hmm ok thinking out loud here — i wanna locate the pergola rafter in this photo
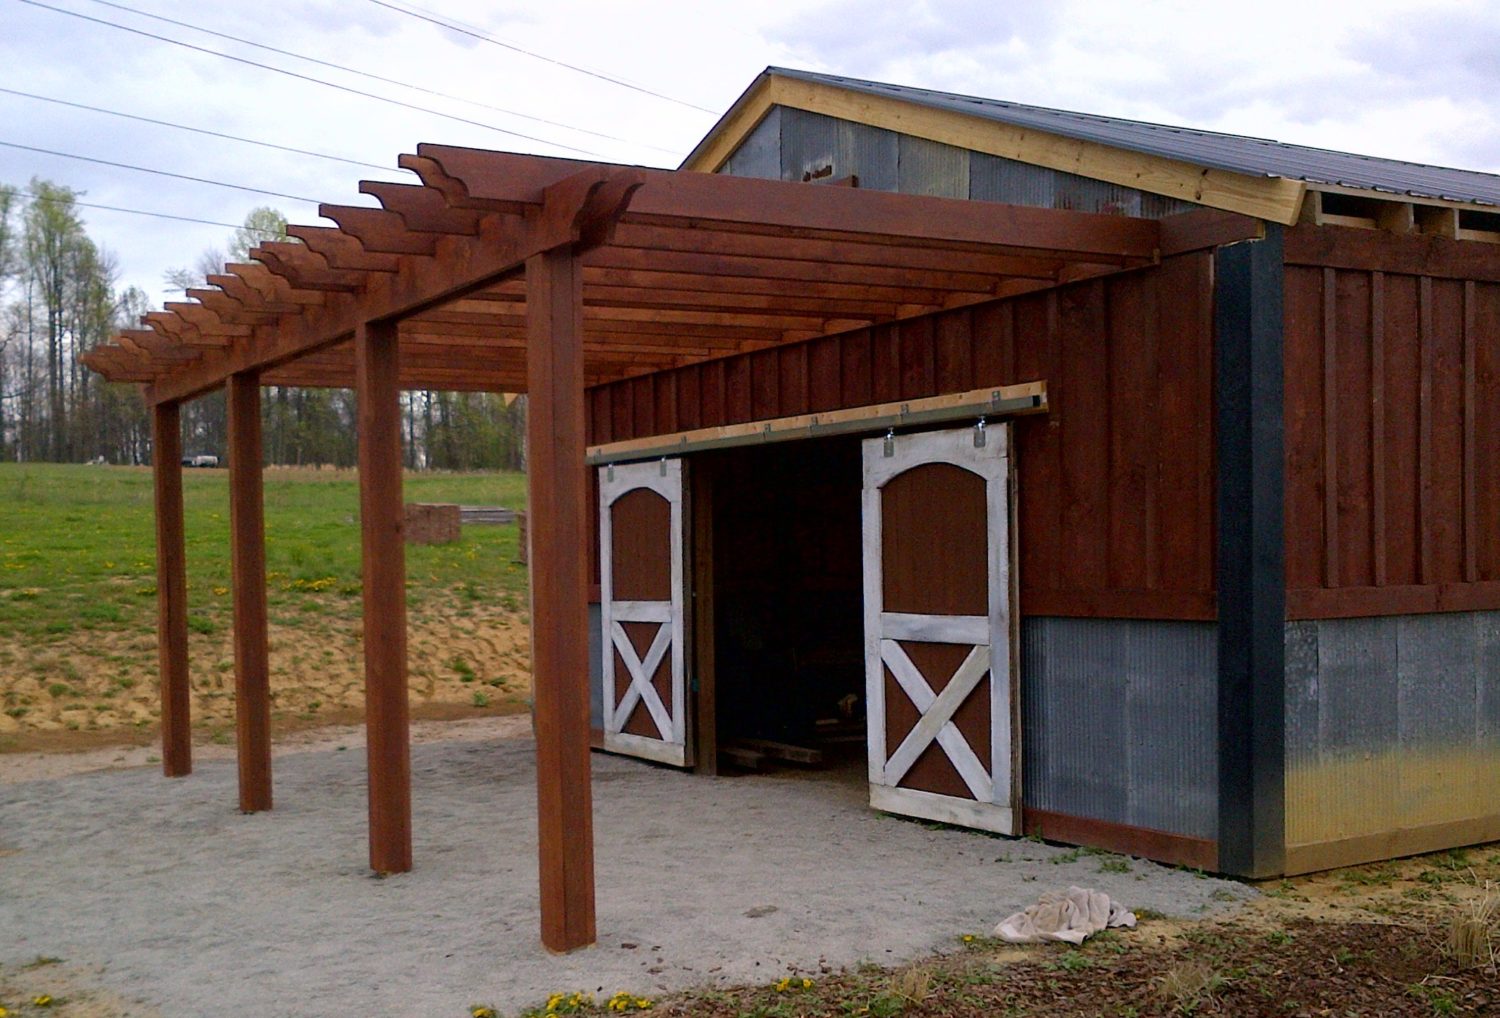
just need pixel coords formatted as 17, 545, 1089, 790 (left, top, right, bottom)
85, 146, 1163, 404
79, 144, 1185, 955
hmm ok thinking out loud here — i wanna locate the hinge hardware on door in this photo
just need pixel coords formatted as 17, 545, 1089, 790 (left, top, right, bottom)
974, 417, 987, 448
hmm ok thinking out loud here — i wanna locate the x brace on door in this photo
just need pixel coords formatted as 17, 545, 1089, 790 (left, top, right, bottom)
608, 609, 674, 739
881, 638, 993, 800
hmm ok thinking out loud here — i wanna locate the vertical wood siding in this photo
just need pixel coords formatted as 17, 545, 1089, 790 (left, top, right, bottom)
588, 253, 1218, 621
1283, 225, 1500, 618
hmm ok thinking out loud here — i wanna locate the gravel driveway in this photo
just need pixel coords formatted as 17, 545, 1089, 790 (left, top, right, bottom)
0, 729, 1254, 1016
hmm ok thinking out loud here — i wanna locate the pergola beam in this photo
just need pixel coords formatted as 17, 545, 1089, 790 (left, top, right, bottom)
145, 167, 647, 405
417, 144, 1159, 260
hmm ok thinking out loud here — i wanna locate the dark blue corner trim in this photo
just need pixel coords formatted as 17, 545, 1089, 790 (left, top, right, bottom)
1214, 225, 1287, 878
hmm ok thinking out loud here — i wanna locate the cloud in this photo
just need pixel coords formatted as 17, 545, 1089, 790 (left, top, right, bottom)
769, 0, 1063, 77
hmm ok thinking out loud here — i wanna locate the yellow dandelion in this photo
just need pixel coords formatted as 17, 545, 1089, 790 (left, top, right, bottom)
471, 1008, 496, 1018
801, 978, 812, 989
0, 1005, 10, 1017
774, 977, 790, 992
33, 997, 53, 1008
636, 999, 651, 1009
962, 934, 976, 943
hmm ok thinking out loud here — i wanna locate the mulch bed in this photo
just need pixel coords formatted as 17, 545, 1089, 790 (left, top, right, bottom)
650, 917, 1496, 1017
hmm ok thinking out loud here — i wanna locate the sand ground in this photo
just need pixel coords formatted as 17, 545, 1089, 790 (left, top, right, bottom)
0, 596, 531, 745
0, 729, 1256, 1018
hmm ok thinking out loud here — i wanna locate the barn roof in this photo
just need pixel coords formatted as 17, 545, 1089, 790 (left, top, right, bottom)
684, 68, 1500, 224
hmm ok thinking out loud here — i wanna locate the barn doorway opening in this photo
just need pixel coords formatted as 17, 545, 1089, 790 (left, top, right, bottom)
703, 435, 866, 773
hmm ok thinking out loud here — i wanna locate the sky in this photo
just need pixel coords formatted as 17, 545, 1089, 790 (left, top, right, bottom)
1, 0, 1498, 309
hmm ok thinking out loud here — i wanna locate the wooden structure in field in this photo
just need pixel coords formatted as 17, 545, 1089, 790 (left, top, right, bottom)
83, 68, 1500, 947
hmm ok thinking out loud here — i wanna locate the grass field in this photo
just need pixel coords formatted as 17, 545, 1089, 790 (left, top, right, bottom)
0, 463, 534, 746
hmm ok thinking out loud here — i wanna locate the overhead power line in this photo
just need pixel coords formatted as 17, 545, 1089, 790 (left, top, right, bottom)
17, 187, 277, 234
0, 139, 322, 204
75, 0, 675, 154
366, 0, 718, 115
14, 0, 602, 157
0, 87, 405, 174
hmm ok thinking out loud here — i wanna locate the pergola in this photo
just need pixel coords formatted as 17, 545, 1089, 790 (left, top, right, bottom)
83, 145, 1166, 952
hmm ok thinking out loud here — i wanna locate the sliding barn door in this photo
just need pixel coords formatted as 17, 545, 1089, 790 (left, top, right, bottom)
599, 459, 691, 767
862, 426, 1018, 834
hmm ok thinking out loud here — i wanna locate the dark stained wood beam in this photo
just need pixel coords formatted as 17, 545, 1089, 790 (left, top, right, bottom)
358, 180, 485, 235
526, 246, 596, 952
355, 319, 412, 875
582, 246, 1007, 294
319, 204, 441, 254
147, 167, 648, 406
227, 372, 273, 813
285, 227, 402, 273
219, 264, 326, 307
152, 402, 192, 778
610, 221, 1068, 278
253, 242, 367, 292
578, 266, 966, 308
417, 144, 1160, 260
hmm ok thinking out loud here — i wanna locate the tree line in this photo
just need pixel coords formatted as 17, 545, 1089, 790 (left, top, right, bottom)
0, 181, 525, 471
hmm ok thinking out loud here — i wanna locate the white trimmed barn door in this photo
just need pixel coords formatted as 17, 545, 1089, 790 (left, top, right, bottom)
862, 426, 1019, 834
599, 459, 691, 767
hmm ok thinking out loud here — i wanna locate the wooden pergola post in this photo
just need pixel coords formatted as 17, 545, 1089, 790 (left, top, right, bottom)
355, 319, 412, 874
151, 401, 192, 777
227, 372, 272, 812
526, 246, 596, 952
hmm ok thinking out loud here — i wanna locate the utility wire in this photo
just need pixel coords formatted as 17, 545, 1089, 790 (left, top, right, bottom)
366, 0, 717, 115
16, 187, 278, 234
14, 0, 602, 157
0, 139, 322, 204
75, 0, 675, 154
0, 87, 406, 175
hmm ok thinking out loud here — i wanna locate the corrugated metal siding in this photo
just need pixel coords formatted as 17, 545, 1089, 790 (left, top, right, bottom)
898, 135, 968, 198
1284, 611, 1500, 849
840, 120, 899, 192
589, 602, 603, 732
1482, 614, 1500, 743
722, 106, 781, 179
778, 105, 839, 183
1022, 617, 1219, 840
725, 107, 1194, 218
969, 152, 1197, 217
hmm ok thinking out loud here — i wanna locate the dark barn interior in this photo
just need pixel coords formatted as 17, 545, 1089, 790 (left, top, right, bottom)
706, 437, 866, 758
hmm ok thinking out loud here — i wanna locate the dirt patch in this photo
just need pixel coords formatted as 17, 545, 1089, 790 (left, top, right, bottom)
0, 594, 531, 746
0, 713, 532, 784
0, 957, 161, 1018
626, 845, 1500, 1018
642, 914, 1495, 1017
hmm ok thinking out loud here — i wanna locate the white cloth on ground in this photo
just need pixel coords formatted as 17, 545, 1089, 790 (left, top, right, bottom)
994, 886, 1137, 945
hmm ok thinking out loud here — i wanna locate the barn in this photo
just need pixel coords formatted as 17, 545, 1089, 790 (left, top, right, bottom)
82, 67, 1500, 951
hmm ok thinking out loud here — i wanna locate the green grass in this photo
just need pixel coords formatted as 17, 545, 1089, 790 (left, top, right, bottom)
0, 463, 531, 647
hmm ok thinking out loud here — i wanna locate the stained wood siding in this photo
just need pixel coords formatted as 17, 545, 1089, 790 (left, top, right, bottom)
587, 253, 1218, 621
1283, 225, 1500, 619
